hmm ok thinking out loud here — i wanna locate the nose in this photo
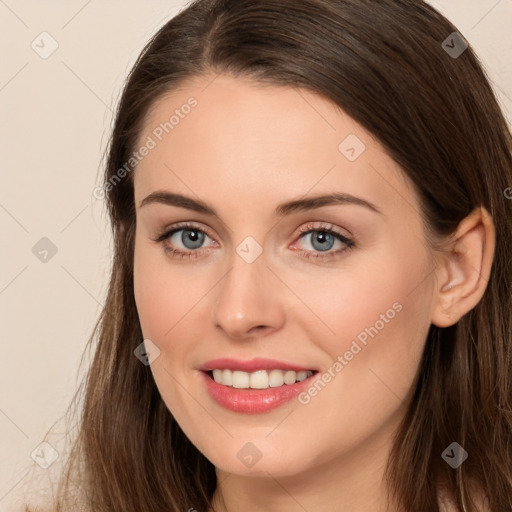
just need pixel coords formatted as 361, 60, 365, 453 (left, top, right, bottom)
211, 250, 285, 340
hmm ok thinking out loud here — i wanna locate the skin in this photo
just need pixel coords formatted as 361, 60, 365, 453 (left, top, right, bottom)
132, 73, 495, 512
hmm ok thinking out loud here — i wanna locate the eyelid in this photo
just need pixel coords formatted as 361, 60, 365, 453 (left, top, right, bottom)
295, 221, 351, 238
153, 221, 216, 244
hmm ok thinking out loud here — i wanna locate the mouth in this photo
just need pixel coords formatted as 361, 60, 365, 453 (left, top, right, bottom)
204, 368, 319, 390
201, 367, 320, 414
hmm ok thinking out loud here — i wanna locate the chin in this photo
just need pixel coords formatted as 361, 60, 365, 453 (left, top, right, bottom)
203, 441, 317, 479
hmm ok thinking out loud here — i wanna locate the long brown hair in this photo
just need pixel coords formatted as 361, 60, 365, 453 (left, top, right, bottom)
24, 1, 512, 511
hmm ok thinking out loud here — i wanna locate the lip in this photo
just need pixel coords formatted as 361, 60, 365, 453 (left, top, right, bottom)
199, 357, 318, 373
200, 370, 319, 414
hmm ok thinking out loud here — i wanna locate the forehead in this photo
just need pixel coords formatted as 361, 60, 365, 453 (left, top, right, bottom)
133, 73, 417, 220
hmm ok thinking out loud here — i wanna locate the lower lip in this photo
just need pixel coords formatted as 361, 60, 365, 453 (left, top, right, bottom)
200, 371, 317, 414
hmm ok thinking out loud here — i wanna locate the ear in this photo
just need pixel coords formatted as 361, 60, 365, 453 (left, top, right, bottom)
430, 206, 496, 328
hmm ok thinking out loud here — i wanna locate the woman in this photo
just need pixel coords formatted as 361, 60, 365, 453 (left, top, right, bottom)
24, 0, 512, 511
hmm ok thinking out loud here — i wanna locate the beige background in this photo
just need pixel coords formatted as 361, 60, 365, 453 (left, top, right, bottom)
0, 0, 511, 509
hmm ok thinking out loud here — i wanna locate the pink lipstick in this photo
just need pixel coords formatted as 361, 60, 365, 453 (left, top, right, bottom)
198, 358, 319, 414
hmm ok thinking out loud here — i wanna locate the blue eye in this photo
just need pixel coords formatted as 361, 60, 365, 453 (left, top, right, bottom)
171, 227, 207, 250
294, 223, 355, 260
154, 222, 355, 261
154, 223, 214, 260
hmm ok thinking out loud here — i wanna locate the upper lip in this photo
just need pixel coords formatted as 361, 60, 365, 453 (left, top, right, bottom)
199, 357, 318, 373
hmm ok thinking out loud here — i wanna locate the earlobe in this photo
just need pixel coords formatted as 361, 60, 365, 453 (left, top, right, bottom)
431, 207, 495, 328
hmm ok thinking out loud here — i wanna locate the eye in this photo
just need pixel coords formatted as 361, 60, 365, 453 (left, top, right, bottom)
292, 222, 355, 260
153, 221, 355, 261
153, 222, 216, 260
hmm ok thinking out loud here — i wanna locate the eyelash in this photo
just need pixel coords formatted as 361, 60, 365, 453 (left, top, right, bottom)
153, 222, 356, 261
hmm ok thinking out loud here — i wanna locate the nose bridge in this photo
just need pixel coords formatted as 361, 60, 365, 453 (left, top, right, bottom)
212, 243, 284, 337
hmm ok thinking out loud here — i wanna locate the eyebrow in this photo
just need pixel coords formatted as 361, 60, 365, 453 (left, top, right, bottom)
139, 190, 382, 216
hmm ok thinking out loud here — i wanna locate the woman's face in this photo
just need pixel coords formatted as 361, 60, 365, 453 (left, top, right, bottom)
132, 73, 439, 479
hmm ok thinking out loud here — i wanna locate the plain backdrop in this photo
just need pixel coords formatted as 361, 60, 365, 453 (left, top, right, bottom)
0, 0, 511, 509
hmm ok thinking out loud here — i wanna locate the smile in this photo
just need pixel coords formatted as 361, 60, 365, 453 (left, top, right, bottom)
200, 368, 319, 414
209, 368, 315, 389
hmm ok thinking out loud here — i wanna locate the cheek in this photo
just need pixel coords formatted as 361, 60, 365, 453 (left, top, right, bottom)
291, 247, 431, 349
359, 262, 431, 387
285, 253, 432, 457
133, 237, 213, 349
133, 239, 202, 416
133, 238, 184, 342
295, 243, 433, 399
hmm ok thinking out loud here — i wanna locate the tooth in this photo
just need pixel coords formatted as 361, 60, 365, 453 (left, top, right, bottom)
249, 370, 269, 389
232, 370, 250, 388
268, 369, 284, 387
222, 369, 233, 386
296, 370, 309, 382
283, 370, 297, 385
211, 368, 314, 388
